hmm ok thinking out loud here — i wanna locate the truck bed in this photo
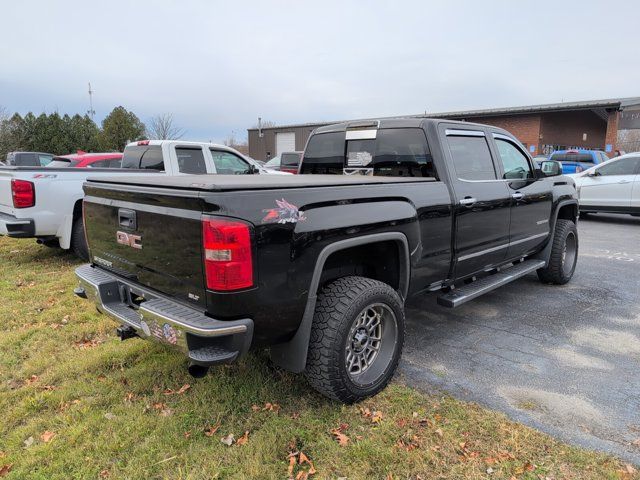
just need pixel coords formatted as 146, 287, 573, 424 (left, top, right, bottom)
86, 173, 437, 192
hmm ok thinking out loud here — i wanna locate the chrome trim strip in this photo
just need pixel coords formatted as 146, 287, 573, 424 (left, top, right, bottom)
445, 129, 485, 137
458, 232, 549, 261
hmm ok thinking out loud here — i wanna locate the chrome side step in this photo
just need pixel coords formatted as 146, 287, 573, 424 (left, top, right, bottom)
437, 259, 545, 308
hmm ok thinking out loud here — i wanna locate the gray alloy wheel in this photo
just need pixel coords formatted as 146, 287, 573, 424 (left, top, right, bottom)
345, 303, 398, 387
305, 276, 405, 403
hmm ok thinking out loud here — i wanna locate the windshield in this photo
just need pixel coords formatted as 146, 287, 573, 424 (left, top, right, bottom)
265, 156, 280, 167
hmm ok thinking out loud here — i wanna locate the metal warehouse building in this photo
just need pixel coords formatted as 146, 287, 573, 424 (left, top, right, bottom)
248, 97, 640, 161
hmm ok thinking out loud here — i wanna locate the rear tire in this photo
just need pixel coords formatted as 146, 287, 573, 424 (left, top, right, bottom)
71, 217, 89, 261
537, 219, 578, 285
305, 276, 405, 403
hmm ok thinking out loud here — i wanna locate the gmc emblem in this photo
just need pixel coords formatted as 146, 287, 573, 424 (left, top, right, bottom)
116, 231, 142, 249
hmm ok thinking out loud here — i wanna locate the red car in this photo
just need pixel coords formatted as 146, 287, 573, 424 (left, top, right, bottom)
46, 150, 123, 168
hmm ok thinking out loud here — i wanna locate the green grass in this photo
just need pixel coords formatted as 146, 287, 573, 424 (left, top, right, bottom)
0, 237, 635, 479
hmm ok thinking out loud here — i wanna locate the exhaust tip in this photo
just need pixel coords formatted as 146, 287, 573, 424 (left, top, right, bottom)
188, 363, 209, 378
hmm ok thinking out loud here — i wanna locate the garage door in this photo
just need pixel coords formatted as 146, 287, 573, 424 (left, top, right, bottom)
276, 132, 296, 155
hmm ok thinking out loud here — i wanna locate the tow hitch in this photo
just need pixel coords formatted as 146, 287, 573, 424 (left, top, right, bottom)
116, 325, 138, 341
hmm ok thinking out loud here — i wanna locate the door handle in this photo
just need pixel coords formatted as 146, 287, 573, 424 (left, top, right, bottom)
618, 180, 631, 184
511, 192, 524, 201
459, 197, 477, 207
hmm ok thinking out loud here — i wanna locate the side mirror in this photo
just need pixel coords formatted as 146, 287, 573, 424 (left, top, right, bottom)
587, 170, 600, 177
539, 160, 562, 177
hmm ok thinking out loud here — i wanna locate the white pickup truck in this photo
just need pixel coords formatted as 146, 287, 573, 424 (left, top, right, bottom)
0, 140, 285, 259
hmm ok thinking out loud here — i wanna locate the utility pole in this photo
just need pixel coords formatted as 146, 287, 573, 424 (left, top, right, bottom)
87, 82, 95, 120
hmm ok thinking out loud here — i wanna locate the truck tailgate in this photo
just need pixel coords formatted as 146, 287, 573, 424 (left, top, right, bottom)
83, 183, 207, 308
0, 171, 16, 213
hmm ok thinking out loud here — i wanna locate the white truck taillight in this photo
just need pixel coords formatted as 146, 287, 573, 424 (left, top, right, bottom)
11, 179, 35, 208
202, 216, 254, 291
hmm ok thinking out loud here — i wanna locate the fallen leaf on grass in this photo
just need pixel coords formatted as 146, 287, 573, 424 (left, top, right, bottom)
371, 410, 383, 424
40, 431, 56, 443
184, 431, 191, 439
288, 455, 296, 478
220, 434, 234, 446
330, 428, 350, 446
236, 431, 249, 446
41, 385, 56, 391
99, 470, 110, 478
434, 428, 443, 438
263, 402, 281, 413
23, 437, 34, 448
104, 413, 116, 421
74, 338, 102, 349
204, 424, 221, 437
163, 384, 191, 396
124, 392, 135, 402
25, 375, 38, 385
251, 404, 261, 412
0, 464, 13, 477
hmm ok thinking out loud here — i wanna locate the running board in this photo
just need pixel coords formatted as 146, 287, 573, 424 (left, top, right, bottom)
437, 259, 545, 308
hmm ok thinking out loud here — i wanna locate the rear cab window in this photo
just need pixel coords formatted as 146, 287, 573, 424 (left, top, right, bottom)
550, 152, 595, 164
301, 128, 437, 178
446, 132, 496, 181
281, 152, 301, 168
122, 145, 165, 171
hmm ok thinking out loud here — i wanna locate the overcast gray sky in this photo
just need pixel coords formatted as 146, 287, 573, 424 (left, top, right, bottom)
1, 0, 638, 143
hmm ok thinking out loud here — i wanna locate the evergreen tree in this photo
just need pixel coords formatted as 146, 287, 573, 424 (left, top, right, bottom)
99, 106, 146, 151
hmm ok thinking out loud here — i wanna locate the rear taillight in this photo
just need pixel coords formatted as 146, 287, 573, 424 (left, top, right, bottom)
202, 216, 254, 291
11, 179, 35, 208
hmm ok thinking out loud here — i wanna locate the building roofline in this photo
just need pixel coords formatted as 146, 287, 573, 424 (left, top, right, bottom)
247, 96, 640, 131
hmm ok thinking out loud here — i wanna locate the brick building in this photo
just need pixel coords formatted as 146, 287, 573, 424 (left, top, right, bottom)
248, 97, 640, 161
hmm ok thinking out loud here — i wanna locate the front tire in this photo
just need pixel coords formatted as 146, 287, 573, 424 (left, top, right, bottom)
305, 276, 405, 403
537, 219, 578, 284
71, 217, 89, 261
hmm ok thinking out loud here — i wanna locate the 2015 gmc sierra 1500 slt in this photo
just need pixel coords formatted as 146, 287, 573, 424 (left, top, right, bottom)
74, 118, 577, 403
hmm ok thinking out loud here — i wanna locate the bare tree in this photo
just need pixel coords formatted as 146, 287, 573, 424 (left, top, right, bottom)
147, 113, 185, 140
223, 131, 249, 155
618, 129, 640, 153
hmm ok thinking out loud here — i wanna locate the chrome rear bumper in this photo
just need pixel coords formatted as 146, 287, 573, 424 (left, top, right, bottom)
74, 264, 253, 366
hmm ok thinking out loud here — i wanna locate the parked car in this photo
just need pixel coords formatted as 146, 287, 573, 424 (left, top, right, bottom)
0, 141, 285, 260
5, 151, 55, 167
74, 118, 578, 403
264, 151, 302, 173
46, 151, 123, 168
570, 152, 640, 216
122, 140, 288, 175
548, 149, 609, 174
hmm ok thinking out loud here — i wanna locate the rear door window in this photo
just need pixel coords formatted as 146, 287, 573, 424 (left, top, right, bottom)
38, 154, 53, 166
447, 134, 496, 181
176, 147, 207, 174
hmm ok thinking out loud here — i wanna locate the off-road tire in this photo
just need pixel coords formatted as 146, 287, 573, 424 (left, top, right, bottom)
537, 219, 578, 285
305, 276, 405, 403
71, 217, 89, 261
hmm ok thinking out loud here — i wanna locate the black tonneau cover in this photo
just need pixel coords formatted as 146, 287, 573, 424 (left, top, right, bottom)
85, 174, 436, 192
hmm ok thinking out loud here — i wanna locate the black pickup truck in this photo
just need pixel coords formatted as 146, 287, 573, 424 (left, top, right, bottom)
74, 118, 578, 403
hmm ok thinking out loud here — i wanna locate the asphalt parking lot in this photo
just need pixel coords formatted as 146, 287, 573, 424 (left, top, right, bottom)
400, 213, 640, 463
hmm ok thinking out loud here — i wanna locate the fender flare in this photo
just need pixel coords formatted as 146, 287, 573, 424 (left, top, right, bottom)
270, 232, 410, 373
534, 199, 578, 266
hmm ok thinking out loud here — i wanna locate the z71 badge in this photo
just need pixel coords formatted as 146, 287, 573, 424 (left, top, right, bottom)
262, 198, 306, 224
